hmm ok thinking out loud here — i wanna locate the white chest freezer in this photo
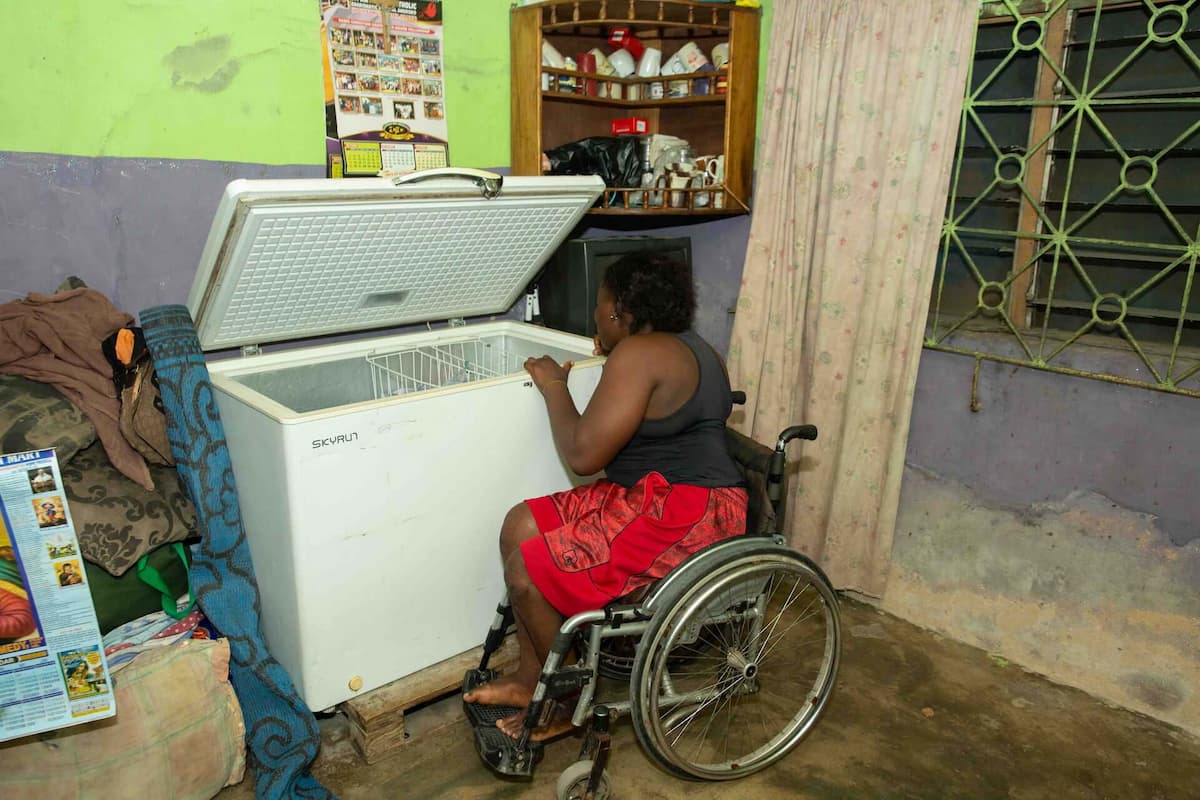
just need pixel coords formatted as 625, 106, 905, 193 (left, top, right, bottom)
185, 170, 606, 710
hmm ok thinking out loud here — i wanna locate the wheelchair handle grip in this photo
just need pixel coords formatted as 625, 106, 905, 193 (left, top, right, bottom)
776, 425, 818, 449
766, 424, 817, 508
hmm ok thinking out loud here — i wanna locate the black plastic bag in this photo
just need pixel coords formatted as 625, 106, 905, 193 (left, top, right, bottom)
543, 136, 642, 188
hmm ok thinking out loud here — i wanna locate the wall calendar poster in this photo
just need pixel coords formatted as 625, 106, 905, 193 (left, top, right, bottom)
321, 1, 449, 177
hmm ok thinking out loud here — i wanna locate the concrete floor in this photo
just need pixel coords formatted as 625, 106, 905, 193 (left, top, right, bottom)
217, 599, 1200, 799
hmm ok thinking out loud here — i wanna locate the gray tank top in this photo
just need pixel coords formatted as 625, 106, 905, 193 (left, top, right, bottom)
604, 329, 743, 488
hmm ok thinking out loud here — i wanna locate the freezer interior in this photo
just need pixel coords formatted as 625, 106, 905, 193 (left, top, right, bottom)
231, 332, 591, 414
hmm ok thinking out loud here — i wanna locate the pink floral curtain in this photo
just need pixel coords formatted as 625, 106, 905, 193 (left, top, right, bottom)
729, 0, 977, 595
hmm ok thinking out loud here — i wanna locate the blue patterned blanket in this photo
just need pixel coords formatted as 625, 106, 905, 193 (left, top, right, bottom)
141, 305, 332, 800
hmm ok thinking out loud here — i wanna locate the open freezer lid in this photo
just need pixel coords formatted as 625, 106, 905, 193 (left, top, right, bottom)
187, 170, 604, 352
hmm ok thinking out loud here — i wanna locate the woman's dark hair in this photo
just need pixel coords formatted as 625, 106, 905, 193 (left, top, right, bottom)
601, 251, 695, 333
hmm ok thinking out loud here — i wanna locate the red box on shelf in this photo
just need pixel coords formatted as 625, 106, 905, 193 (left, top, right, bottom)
611, 117, 649, 136
607, 27, 645, 60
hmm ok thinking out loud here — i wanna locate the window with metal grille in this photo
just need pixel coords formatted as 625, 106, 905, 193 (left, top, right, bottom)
929, 0, 1200, 396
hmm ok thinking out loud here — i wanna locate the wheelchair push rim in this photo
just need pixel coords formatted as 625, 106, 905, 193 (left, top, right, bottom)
630, 551, 841, 780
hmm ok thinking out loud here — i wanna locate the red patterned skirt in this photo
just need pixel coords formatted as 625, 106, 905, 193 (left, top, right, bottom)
521, 471, 748, 618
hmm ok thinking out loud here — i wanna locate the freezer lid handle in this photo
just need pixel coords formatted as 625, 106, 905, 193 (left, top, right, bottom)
391, 167, 503, 199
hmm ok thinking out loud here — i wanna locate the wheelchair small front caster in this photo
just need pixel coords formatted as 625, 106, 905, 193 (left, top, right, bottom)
555, 759, 612, 800
557, 704, 614, 800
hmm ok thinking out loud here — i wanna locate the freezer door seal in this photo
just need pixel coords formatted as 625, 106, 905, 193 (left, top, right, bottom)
187, 173, 604, 352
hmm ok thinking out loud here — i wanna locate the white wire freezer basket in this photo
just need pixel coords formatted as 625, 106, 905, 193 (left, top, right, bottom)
367, 338, 523, 399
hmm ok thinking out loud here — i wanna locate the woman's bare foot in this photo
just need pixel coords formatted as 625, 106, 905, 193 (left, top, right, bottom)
463, 674, 534, 708
496, 706, 576, 741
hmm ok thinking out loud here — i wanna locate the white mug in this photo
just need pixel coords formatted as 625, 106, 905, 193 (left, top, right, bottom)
589, 48, 614, 75
711, 42, 730, 70
668, 172, 692, 208
696, 155, 725, 208
607, 47, 636, 77
698, 154, 725, 184
650, 173, 671, 207
662, 41, 708, 75
637, 47, 662, 77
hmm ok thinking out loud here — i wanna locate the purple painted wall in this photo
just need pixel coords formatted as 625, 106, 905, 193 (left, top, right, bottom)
0, 152, 324, 313
907, 348, 1199, 547
890, 346, 1200, 734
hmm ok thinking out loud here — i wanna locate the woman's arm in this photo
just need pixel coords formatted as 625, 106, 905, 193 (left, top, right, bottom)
525, 336, 660, 475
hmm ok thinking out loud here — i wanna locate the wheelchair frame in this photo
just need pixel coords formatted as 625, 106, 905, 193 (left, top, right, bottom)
463, 419, 841, 797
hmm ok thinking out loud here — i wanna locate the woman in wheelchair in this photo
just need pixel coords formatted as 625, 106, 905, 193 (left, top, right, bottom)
463, 251, 749, 740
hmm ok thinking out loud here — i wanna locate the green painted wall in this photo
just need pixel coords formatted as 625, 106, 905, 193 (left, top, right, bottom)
443, 3, 512, 168
0, 1, 765, 169
2, 2, 327, 165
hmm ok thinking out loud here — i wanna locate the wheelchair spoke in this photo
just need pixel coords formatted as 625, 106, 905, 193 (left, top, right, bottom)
731, 593, 758, 655
701, 686, 737, 763
747, 579, 805, 659
680, 675, 740, 756
758, 636, 834, 673
659, 664, 727, 703
752, 586, 826, 664
754, 575, 816, 655
722, 682, 746, 763
754, 607, 827, 667
664, 672, 741, 741
757, 686, 772, 740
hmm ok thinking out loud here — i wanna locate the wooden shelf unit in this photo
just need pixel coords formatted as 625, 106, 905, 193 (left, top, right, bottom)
511, 0, 760, 216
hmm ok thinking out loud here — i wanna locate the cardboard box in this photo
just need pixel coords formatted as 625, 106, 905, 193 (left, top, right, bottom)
611, 116, 649, 136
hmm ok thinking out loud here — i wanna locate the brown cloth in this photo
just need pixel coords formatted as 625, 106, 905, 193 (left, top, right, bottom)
0, 289, 154, 490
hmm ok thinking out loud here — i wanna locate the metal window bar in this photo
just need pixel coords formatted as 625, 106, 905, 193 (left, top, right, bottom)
929, 0, 1200, 397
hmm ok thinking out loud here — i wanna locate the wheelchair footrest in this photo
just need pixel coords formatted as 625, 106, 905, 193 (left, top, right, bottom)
462, 668, 544, 778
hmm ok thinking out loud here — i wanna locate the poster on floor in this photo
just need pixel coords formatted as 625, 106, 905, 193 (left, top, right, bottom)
0, 449, 115, 743
321, 0, 450, 177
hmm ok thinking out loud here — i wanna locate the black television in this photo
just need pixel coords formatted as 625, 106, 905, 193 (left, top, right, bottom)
535, 236, 693, 338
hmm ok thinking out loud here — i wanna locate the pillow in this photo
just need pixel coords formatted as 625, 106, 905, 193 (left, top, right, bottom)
0, 374, 97, 465
62, 440, 197, 577
0, 639, 246, 799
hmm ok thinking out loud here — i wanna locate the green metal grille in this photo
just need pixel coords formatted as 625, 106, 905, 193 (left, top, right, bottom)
930, 0, 1200, 396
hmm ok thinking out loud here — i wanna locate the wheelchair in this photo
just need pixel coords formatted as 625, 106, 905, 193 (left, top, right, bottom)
462, 403, 841, 800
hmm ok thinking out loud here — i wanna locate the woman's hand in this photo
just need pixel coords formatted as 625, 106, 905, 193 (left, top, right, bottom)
524, 355, 572, 394
593, 335, 609, 357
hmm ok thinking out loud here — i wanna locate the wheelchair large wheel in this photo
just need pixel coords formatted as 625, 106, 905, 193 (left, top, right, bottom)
629, 548, 840, 780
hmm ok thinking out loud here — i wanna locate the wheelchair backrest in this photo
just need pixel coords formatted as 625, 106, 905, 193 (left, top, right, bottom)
724, 427, 777, 537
